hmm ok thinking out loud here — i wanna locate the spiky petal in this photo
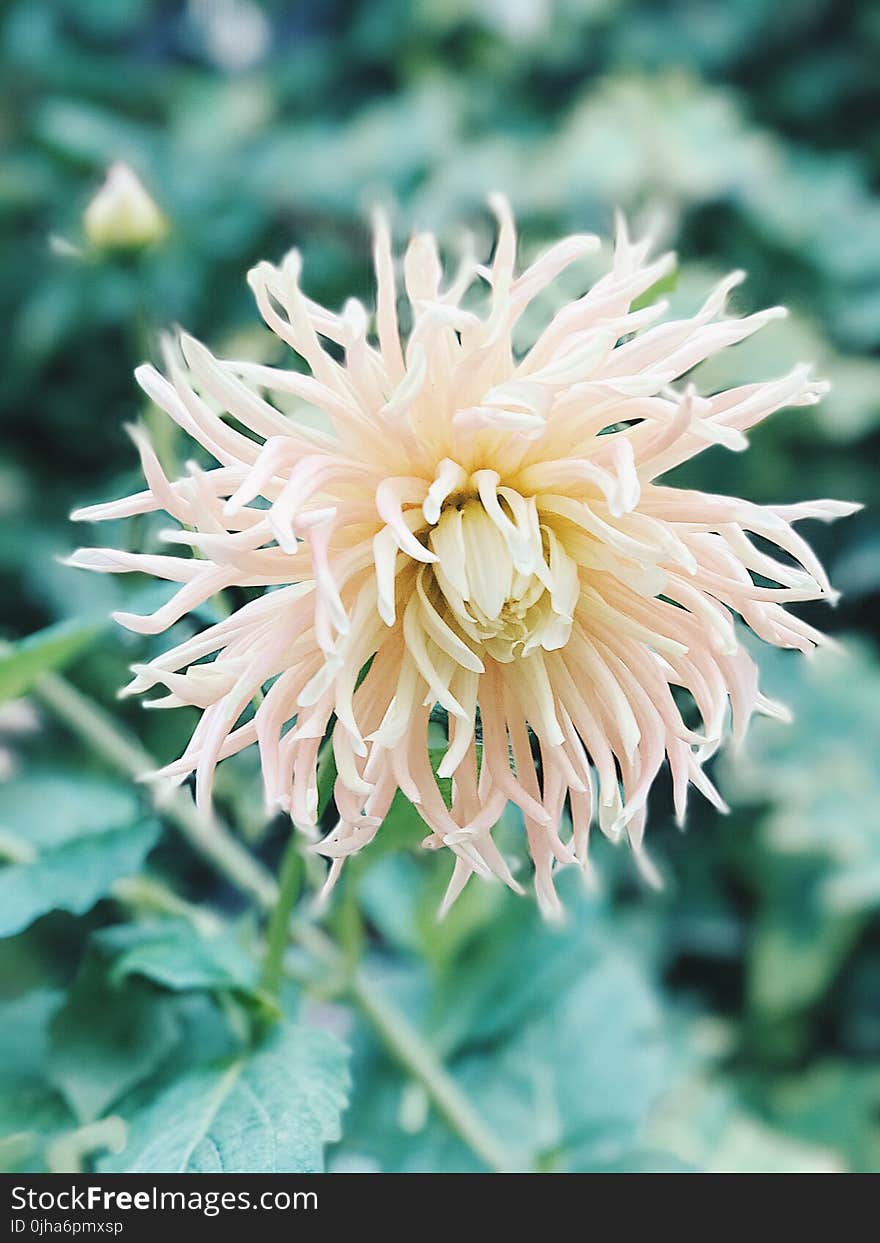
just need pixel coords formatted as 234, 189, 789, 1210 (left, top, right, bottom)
70, 199, 859, 916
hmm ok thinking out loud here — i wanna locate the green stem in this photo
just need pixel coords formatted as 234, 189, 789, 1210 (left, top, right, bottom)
260, 833, 302, 996
35, 672, 278, 910
37, 671, 520, 1173
286, 923, 525, 1172
349, 967, 524, 1174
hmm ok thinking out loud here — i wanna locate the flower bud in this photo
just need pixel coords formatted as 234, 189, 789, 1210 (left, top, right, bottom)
83, 162, 167, 251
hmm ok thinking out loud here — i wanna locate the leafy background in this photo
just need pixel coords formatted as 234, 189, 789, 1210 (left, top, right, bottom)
1, 0, 878, 1173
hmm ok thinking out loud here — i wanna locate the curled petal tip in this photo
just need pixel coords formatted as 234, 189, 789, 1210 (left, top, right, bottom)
66, 198, 862, 915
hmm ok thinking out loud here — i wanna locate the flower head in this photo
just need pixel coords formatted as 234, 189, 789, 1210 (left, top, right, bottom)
70, 198, 858, 915
83, 163, 167, 252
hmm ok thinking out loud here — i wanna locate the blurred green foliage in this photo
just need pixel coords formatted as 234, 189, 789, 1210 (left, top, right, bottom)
0, 0, 878, 1173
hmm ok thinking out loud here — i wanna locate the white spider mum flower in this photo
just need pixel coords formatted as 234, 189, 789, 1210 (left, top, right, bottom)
70, 197, 859, 916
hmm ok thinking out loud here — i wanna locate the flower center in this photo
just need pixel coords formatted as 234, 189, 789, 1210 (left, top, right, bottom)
425, 495, 578, 663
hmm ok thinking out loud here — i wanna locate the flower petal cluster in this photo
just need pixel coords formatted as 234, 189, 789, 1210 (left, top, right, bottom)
71, 199, 857, 913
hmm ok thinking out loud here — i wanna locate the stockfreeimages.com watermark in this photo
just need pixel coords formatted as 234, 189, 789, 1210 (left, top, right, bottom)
10, 1185, 318, 1223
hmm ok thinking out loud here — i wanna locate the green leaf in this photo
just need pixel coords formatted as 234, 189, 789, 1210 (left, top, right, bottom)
95, 918, 265, 1004
719, 641, 880, 1032
339, 877, 670, 1172
0, 987, 62, 1074
98, 1023, 350, 1173
431, 875, 609, 1053
648, 1076, 843, 1173
316, 744, 337, 818
0, 1134, 40, 1173
722, 641, 880, 902
462, 949, 668, 1171
761, 1062, 880, 1174
360, 791, 429, 859
0, 991, 75, 1173
631, 265, 679, 311
0, 773, 160, 937
748, 883, 861, 1030
49, 957, 179, 1124
0, 619, 103, 704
